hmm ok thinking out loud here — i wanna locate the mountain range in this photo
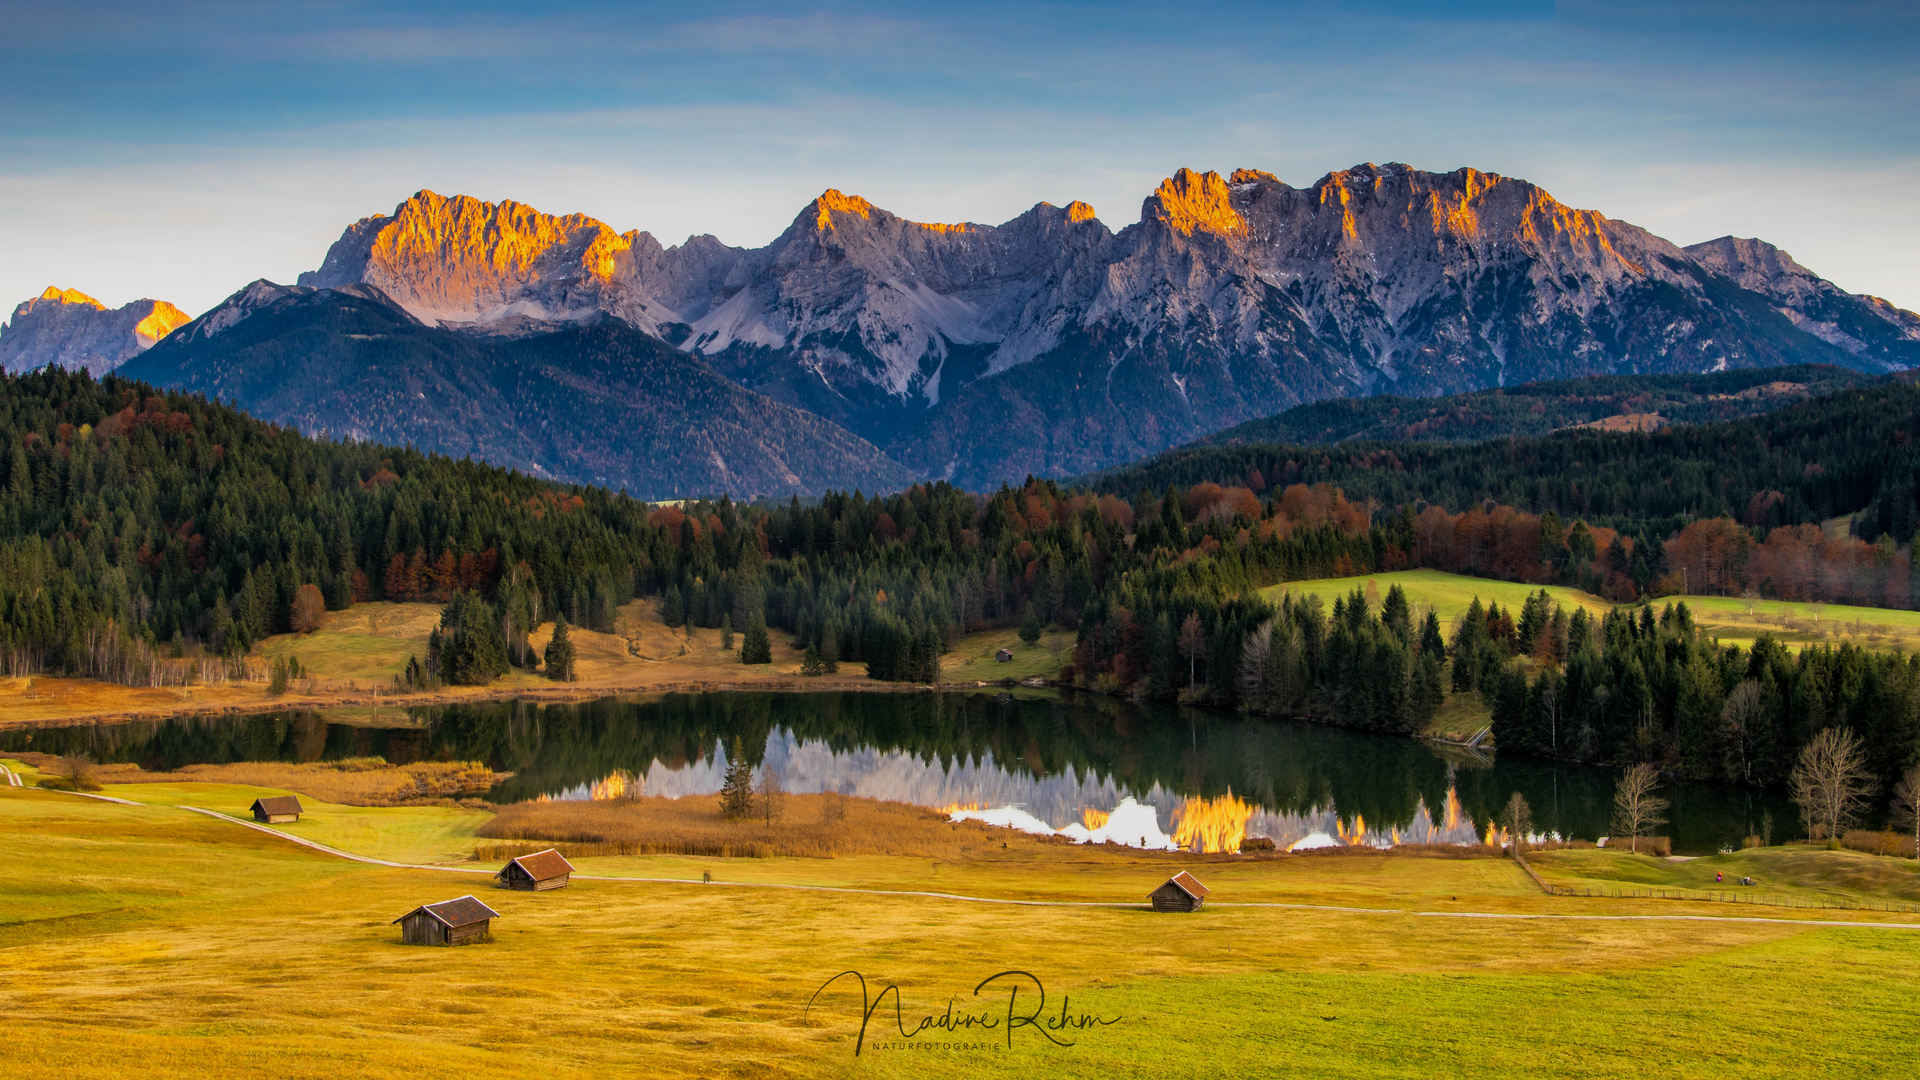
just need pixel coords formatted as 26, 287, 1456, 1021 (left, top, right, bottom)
16, 162, 1920, 494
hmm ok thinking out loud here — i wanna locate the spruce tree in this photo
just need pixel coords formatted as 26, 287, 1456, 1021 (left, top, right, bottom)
1019, 602, 1042, 646
718, 740, 756, 820
819, 623, 840, 673
544, 615, 576, 682
720, 612, 734, 651
741, 613, 772, 664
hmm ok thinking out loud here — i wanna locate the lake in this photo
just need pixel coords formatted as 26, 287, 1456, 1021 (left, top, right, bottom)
0, 689, 1801, 855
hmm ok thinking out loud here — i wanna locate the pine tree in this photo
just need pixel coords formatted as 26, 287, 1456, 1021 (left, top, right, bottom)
720, 612, 734, 651
801, 643, 825, 676
544, 615, 576, 682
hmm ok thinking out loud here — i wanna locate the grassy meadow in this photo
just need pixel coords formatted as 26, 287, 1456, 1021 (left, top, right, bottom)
3, 777, 1919, 1079
1266, 568, 1920, 652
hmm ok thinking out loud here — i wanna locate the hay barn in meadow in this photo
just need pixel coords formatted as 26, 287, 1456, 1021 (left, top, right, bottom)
394, 896, 499, 947
250, 796, 303, 823
497, 848, 575, 891
1149, 871, 1209, 912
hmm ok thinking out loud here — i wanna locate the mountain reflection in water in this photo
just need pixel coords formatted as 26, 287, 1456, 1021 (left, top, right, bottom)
0, 689, 1798, 854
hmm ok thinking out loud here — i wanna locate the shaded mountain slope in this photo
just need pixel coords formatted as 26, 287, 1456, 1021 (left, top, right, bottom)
119, 282, 913, 499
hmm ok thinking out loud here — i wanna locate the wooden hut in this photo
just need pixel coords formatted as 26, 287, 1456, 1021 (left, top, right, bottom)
496, 848, 575, 891
250, 795, 303, 824
995, 649, 1014, 662
1149, 871, 1210, 912
393, 896, 499, 947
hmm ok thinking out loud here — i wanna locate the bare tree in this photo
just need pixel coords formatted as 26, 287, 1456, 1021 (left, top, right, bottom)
1721, 680, 1765, 783
1789, 727, 1875, 844
1610, 763, 1669, 855
58, 753, 98, 791
1500, 792, 1534, 855
1888, 764, 1920, 860
758, 763, 785, 825
1177, 613, 1207, 689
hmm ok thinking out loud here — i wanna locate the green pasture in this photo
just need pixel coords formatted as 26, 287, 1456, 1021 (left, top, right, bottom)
1267, 569, 1920, 652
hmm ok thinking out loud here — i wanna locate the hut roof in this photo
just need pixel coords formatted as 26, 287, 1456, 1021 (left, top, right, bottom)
1163, 871, 1209, 900
393, 895, 500, 929
250, 795, 304, 816
502, 848, 575, 881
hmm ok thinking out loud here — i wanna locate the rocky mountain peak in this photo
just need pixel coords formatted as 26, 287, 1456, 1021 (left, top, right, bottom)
1, 287, 191, 375
808, 189, 876, 230
36, 286, 105, 309
1144, 168, 1244, 236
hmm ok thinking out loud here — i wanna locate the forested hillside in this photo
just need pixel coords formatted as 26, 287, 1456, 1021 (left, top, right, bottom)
1199, 366, 1879, 448
0, 368, 662, 679
1094, 378, 1920, 541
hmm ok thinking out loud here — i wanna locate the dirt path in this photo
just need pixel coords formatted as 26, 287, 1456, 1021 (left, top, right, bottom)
24, 789, 1906, 931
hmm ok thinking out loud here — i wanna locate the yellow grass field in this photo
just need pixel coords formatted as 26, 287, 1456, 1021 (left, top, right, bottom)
4, 779, 1918, 1079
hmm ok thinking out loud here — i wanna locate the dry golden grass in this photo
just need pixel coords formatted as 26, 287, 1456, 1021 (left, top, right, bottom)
5, 785, 1920, 1080
69, 757, 503, 807
477, 792, 1081, 859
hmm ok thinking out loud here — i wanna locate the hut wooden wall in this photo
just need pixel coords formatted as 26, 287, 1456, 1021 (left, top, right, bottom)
1149, 884, 1200, 912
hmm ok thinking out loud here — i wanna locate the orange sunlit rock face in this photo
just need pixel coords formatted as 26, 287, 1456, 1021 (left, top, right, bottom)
1171, 791, 1253, 853
812, 189, 876, 230
133, 301, 190, 346
1151, 168, 1244, 237
38, 286, 104, 308
1065, 200, 1098, 223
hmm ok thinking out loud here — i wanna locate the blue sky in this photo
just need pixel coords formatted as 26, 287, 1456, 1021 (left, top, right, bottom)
2, 1, 1916, 315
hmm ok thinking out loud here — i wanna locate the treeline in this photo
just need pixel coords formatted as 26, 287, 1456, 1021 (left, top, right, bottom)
1091, 378, 1920, 543
1479, 596, 1920, 795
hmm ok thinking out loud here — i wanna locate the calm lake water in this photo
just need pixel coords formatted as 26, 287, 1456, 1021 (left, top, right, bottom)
0, 690, 1800, 854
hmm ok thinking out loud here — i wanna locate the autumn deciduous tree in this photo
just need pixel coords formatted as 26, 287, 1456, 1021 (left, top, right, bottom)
1790, 727, 1875, 844
1611, 763, 1669, 855
290, 583, 326, 634
1500, 792, 1534, 855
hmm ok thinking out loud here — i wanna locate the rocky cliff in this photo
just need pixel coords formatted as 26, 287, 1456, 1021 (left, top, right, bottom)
0, 287, 191, 375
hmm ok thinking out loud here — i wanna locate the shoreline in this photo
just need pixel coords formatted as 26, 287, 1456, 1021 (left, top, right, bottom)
0, 673, 1057, 730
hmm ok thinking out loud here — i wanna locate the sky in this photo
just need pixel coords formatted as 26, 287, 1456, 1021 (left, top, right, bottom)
2, 0, 1917, 317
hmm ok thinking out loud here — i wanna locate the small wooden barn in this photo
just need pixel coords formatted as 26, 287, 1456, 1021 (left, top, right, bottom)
496, 848, 575, 891
1149, 871, 1210, 912
393, 895, 499, 947
995, 649, 1014, 662
250, 795, 303, 824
